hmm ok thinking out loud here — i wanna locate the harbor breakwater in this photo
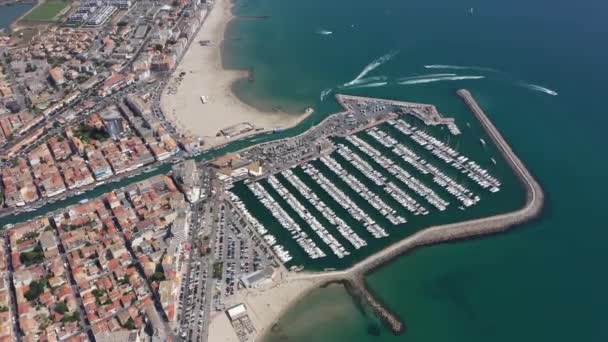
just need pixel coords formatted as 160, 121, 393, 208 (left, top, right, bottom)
288, 89, 544, 335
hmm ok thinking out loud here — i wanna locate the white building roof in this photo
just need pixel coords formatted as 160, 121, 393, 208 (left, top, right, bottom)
226, 304, 247, 321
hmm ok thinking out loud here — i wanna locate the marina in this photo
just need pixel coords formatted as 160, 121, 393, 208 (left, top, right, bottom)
281, 169, 368, 250
225, 93, 520, 270
267, 175, 348, 258
245, 180, 325, 261
318, 155, 406, 225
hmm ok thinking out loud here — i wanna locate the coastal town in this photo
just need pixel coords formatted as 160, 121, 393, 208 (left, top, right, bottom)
0, 1, 545, 342
0, 0, 212, 218
0, 86, 541, 342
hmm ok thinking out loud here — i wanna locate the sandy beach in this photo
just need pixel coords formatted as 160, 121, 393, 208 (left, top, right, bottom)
208, 270, 331, 342
161, 0, 311, 150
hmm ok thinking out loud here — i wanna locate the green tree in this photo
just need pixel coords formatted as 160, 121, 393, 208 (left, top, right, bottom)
20, 245, 44, 266
150, 272, 165, 282
24, 279, 47, 301
55, 301, 68, 314
123, 317, 136, 330
61, 311, 80, 323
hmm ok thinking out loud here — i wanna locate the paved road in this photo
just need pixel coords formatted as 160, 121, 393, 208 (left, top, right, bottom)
178, 171, 219, 342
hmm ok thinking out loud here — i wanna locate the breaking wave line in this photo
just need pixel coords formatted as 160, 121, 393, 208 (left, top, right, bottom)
344, 51, 399, 86
397, 75, 485, 85
519, 82, 558, 96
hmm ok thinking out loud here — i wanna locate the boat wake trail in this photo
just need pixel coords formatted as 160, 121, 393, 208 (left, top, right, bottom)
519, 82, 558, 96
316, 29, 333, 35
346, 81, 389, 89
340, 76, 388, 88
396, 73, 457, 82
320, 88, 333, 101
344, 51, 399, 86
397, 75, 485, 85
424, 64, 502, 73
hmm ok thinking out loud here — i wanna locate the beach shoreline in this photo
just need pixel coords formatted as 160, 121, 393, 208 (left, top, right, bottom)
161, 0, 312, 151
208, 270, 331, 342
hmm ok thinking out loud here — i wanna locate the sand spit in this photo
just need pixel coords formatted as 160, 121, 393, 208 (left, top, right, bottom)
161, 0, 311, 150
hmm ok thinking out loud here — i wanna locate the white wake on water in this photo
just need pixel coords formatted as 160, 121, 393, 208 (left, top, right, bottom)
320, 88, 333, 101
424, 64, 502, 73
520, 83, 558, 96
316, 29, 333, 35
397, 75, 485, 85
340, 76, 388, 88
344, 51, 399, 86
424, 65, 558, 96
396, 73, 457, 82
346, 81, 389, 89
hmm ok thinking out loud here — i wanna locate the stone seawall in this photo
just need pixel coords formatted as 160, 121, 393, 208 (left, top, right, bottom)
347, 275, 405, 334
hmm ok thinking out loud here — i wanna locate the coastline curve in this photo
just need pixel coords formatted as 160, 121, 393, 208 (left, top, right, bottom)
160, 0, 313, 151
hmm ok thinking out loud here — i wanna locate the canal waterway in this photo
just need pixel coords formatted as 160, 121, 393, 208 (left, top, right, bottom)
0, 3, 34, 29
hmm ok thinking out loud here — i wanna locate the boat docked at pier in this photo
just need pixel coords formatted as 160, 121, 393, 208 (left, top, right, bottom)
243, 181, 326, 260
281, 169, 368, 250
267, 175, 349, 259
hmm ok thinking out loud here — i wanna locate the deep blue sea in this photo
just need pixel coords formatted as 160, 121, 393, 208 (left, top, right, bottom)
224, 0, 608, 341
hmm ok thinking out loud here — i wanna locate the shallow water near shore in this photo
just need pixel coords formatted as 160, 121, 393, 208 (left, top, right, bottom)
221, 0, 608, 341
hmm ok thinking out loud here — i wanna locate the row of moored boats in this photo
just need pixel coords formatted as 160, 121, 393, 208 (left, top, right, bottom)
302, 163, 389, 239
319, 155, 407, 225
246, 181, 325, 260
229, 192, 293, 263
336, 143, 432, 215
345, 135, 448, 212
366, 128, 480, 207
267, 175, 349, 259
281, 169, 367, 250
391, 119, 501, 192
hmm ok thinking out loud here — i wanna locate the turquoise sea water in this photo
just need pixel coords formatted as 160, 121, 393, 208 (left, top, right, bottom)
0, 3, 33, 29
222, 0, 608, 341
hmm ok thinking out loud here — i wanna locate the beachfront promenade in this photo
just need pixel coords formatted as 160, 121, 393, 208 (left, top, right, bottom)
287, 89, 545, 334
